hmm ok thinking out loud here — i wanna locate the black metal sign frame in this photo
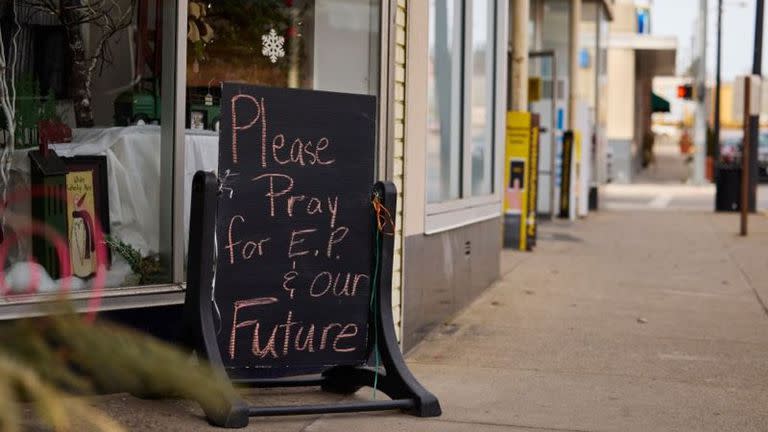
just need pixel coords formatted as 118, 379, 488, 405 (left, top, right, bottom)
183, 171, 441, 428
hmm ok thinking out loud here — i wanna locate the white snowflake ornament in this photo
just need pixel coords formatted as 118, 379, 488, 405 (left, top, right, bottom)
261, 28, 285, 63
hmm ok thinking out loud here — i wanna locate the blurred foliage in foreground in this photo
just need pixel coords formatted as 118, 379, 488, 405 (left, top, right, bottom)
0, 306, 236, 431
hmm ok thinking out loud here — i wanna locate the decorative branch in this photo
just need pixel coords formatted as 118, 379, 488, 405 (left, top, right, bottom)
21, 0, 137, 127
0, 1, 22, 238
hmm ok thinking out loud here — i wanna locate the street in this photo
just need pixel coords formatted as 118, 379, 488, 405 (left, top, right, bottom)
603, 138, 768, 212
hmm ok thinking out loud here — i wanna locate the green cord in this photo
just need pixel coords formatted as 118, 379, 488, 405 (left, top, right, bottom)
370, 227, 381, 399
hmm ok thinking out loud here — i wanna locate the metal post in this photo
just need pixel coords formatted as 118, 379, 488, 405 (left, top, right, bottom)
741, 77, 751, 236
752, 0, 764, 76
747, 0, 764, 212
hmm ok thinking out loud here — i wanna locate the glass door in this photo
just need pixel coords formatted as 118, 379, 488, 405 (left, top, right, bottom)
528, 51, 556, 217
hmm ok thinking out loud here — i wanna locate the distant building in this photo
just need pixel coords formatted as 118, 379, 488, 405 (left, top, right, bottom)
604, 0, 677, 183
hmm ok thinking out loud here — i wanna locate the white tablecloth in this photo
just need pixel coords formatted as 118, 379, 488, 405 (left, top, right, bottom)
11, 125, 219, 256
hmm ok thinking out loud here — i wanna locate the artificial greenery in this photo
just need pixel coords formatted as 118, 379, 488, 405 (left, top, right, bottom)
0, 352, 122, 432
0, 307, 238, 431
0, 75, 59, 149
104, 236, 164, 285
41, 88, 58, 123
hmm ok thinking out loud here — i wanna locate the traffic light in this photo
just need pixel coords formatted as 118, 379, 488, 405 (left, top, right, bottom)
677, 84, 693, 99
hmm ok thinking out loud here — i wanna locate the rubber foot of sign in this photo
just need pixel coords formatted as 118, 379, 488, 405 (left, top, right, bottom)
204, 398, 250, 428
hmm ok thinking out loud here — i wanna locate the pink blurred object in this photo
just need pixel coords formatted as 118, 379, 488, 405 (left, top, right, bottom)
0, 186, 107, 322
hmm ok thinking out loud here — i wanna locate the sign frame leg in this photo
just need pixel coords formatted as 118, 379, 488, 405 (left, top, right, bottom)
183, 174, 440, 427
319, 182, 441, 417
183, 171, 251, 428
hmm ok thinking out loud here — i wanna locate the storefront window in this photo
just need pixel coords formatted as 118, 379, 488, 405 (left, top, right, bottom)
596, 4, 609, 183
0, 1, 175, 295
528, 53, 556, 216
578, 1, 598, 111
0, 0, 383, 309
528, 0, 538, 49
542, 0, 570, 111
427, 0, 499, 204
539, 0, 570, 212
579, 1, 597, 184
185, 0, 380, 94
427, 0, 460, 202
469, 0, 495, 196
183, 1, 381, 252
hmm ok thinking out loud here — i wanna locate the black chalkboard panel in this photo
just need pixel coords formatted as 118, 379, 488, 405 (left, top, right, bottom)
215, 83, 376, 374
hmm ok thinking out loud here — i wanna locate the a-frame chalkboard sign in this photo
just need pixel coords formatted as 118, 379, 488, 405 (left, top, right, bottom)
183, 83, 440, 428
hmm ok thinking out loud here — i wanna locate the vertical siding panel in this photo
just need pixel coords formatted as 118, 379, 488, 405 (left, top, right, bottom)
391, 0, 407, 341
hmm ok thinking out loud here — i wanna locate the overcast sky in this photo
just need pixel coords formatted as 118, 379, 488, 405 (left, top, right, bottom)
651, 0, 765, 81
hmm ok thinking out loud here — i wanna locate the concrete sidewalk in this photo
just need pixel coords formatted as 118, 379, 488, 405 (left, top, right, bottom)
73, 210, 768, 431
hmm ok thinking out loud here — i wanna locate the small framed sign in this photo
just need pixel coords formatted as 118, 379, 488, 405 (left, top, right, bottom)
190, 110, 206, 130
61, 156, 110, 277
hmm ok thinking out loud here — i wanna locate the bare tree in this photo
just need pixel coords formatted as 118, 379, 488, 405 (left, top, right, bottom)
0, 1, 22, 236
23, 0, 135, 127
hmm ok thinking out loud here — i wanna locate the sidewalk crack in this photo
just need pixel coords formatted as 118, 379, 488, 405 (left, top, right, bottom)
431, 418, 598, 432
707, 218, 768, 318
735, 261, 768, 318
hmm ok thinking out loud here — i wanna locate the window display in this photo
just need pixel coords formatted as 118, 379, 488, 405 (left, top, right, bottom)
0, 0, 383, 306
0, 0, 173, 294
183, 0, 382, 254
185, 0, 380, 92
62, 156, 109, 279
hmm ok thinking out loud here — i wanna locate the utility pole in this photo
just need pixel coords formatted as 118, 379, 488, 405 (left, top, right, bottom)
692, 0, 708, 184
510, 0, 530, 112
714, 0, 723, 165
741, 77, 752, 236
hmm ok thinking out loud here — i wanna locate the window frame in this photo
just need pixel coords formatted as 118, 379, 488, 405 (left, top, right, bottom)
424, 0, 507, 235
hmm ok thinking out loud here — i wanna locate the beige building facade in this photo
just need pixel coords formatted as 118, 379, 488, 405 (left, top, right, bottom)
396, 0, 613, 350
603, 0, 676, 183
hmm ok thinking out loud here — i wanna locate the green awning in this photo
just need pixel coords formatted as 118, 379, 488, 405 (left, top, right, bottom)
652, 92, 670, 113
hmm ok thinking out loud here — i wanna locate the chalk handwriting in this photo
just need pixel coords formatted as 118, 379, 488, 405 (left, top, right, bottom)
229, 297, 278, 359
230, 94, 265, 165
230, 302, 361, 360
221, 88, 373, 366
224, 215, 270, 264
